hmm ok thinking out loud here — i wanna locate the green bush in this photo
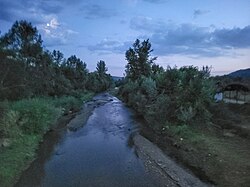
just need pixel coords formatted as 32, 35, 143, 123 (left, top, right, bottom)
11, 98, 62, 134
0, 110, 21, 138
120, 66, 215, 129
52, 92, 94, 114
52, 96, 80, 114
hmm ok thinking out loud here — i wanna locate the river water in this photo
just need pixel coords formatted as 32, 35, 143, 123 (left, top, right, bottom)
15, 94, 159, 187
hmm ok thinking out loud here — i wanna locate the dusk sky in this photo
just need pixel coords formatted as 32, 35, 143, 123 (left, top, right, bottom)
1, 0, 250, 76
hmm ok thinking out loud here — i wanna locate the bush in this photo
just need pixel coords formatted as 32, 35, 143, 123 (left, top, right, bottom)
0, 110, 21, 138
52, 92, 94, 114
11, 98, 62, 134
120, 65, 215, 129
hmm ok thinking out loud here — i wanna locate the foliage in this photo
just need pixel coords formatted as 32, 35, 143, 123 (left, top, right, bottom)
86, 61, 113, 93
0, 20, 112, 100
0, 134, 42, 187
0, 110, 21, 138
125, 39, 157, 80
120, 39, 215, 130
11, 98, 62, 134
96, 60, 108, 76
52, 92, 94, 114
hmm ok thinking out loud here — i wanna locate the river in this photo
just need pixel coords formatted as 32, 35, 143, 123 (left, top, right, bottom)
15, 94, 163, 187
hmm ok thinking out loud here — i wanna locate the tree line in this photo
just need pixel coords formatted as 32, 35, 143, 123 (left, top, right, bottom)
0, 20, 112, 101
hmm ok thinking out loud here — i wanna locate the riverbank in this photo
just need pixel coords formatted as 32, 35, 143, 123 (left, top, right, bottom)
0, 92, 94, 187
133, 134, 208, 187
112, 85, 250, 186
137, 102, 250, 187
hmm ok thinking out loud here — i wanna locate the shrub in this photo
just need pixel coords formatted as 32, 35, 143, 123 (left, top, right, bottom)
11, 98, 62, 134
0, 110, 21, 138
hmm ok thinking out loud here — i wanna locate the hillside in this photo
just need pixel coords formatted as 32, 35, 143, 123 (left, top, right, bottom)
112, 76, 123, 81
228, 68, 250, 78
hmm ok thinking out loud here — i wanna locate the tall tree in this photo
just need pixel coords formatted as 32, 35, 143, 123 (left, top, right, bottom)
2, 20, 43, 66
96, 60, 108, 76
125, 39, 157, 80
62, 55, 88, 90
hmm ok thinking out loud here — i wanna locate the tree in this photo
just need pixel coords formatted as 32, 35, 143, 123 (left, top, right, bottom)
1, 20, 43, 67
62, 55, 88, 90
96, 60, 108, 76
51, 50, 64, 66
86, 61, 112, 92
125, 39, 157, 80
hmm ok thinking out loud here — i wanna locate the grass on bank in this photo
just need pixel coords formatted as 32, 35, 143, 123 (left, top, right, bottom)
160, 122, 250, 187
0, 92, 94, 187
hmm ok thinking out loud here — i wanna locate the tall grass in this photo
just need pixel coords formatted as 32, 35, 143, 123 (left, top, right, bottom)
0, 92, 94, 187
11, 98, 62, 134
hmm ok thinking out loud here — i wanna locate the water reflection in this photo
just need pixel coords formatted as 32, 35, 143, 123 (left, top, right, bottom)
16, 96, 157, 187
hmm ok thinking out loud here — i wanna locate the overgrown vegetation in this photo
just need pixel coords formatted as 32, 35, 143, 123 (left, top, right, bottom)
0, 20, 111, 186
119, 39, 215, 130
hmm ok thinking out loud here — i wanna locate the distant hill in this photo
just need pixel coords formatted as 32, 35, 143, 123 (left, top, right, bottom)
112, 76, 123, 81
228, 68, 250, 78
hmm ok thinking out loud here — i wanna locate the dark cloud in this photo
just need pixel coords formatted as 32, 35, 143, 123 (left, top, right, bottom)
80, 4, 117, 19
0, 1, 22, 22
213, 26, 250, 48
193, 9, 210, 18
0, 0, 64, 23
89, 19, 250, 57
129, 17, 250, 57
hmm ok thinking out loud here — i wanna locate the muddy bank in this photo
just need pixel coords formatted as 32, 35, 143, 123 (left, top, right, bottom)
133, 134, 209, 187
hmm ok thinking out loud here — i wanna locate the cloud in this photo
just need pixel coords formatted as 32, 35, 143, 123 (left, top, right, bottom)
193, 9, 210, 18
0, 0, 79, 48
87, 17, 250, 58
130, 16, 167, 32
88, 39, 131, 54
213, 26, 250, 48
129, 16, 250, 57
80, 4, 117, 19
0, 0, 65, 23
46, 18, 60, 29
40, 17, 78, 48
